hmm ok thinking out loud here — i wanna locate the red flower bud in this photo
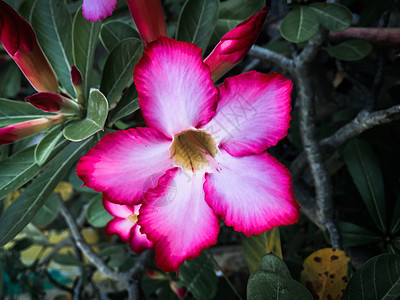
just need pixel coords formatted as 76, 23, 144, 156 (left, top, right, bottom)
0, 1, 58, 92
0, 115, 65, 145
126, 0, 167, 43
26, 92, 82, 115
204, 7, 268, 81
71, 65, 83, 87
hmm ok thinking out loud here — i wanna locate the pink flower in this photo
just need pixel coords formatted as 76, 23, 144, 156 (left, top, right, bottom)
103, 198, 153, 253
82, 0, 117, 22
205, 8, 268, 81
126, 0, 167, 43
0, 115, 65, 145
0, 1, 58, 92
77, 36, 300, 272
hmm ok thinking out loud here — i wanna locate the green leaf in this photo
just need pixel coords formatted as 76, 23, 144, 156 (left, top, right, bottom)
0, 98, 54, 127
12, 238, 33, 251
390, 195, 400, 235
0, 141, 68, 199
178, 253, 219, 300
63, 89, 108, 141
0, 139, 92, 247
325, 40, 373, 61
343, 139, 387, 232
280, 6, 319, 43
32, 194, 60, 227
309, 3, 352, 32
72, 7, 101, 99
338, 221, 383, 247
243, 232, 269, 274
247, 255, 313, 300
176, 0, 218, 52
210, 0, 264, 44
342, 253, 400, 299
100, 21, 140, 52
100, 38, 143, 105
34, 125, 64, 165
0, 62, 21, 98
86, 194, 113, 228
31, 0, 74, 94
53, 253, 84, 266
107, 84, 139, 126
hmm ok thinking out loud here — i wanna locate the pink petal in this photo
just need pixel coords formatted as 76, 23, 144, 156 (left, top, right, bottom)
204, 150, 300, 237
203, 71, 293, 156
76, 127, 174, 205
105, 218, 134, 242
126, 0, 167, 43
103, 198, 135, 218
82, 0, 117, 22
129, 224, 153, 253
138, 168, 220, 272
133, 36, 218, 137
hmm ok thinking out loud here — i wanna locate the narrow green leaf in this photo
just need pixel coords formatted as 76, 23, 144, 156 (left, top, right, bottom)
0, 139, 92, 246
338, 221, 382, 247
0, 62, 21, 98
72, 7, 101, 99
178, 253, 219, 300
100, 38, 143, 104
32, 194, 60, 227
100, 21, 140, 52
108, 84, 139, 126
34, 125, 64, 165
31, 0, 74, 94
86, 194, 113, 228
309, 3, 352, 32
0, 98, 54, 127
63, 89, 108, 141
390, 195, 400, 235
342, 254, 400, 300
247, 255, 313, 300
176, 0, 218, 51
0, 141, 68, 199
325, 40, 373, 61
280, 6, 319, 43
343, 139, 387, 232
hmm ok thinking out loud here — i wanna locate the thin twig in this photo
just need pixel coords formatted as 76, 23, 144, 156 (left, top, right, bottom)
44, 269, 73, 294
291, 105, 400, 179
248, 45, 294, 70
59, 200, 121, 281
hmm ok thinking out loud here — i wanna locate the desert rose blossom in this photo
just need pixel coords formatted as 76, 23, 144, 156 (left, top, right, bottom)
77, 36, 300, 272
126, 0, 167, 43
103, 198, 153, 253
0, 0, 58, 92
0, 115, 65, 145
82, 0, 117, 22
205, 8, 268, 81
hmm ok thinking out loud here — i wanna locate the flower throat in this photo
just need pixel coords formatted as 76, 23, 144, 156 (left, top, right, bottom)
170, 130, 217, 171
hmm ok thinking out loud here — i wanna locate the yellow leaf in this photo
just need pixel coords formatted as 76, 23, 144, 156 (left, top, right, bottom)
54, 181, 74, 201
300, 248, 350, 300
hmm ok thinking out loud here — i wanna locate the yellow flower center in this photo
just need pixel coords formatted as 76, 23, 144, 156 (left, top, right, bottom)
170, 129, 217, 171
128, 214, 138, 223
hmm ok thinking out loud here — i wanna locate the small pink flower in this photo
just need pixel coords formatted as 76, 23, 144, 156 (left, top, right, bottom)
103, 198, 153, 253
205, 8, 268, 81
0, 1, 58, 92
0, 115, 65, 145
82, 0, 117, 22
77, 36, 300, 272
126, 0, 167, 43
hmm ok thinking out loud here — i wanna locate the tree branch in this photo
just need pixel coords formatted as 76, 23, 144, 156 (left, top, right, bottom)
248, 45, 294, 70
